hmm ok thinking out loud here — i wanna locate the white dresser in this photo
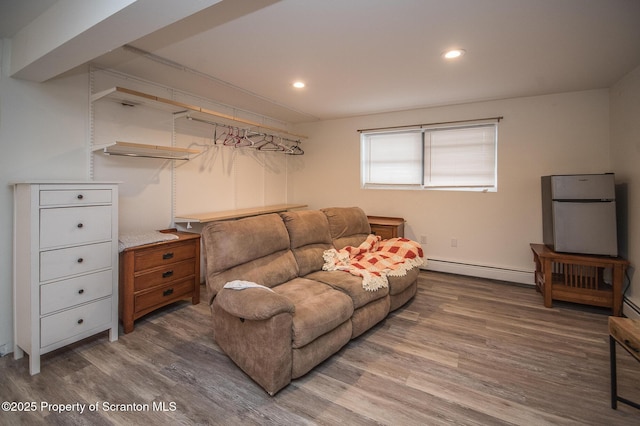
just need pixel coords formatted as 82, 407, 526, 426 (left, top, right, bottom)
13, 182, 119, 375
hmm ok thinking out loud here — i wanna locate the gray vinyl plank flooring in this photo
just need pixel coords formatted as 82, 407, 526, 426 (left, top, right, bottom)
1, 271, 639, 425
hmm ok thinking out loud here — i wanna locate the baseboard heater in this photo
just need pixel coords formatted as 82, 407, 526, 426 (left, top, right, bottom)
623, 298, 640, 319
423, 258, 534, 286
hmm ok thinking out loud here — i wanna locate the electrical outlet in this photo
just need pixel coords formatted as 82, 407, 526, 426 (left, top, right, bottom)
420, 235, 427, 244
451, 238, 458, 248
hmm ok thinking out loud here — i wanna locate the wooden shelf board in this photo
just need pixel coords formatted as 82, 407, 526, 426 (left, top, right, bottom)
92, 141, 200, 160
92, 86, 308, 140
174, 203, 307, 223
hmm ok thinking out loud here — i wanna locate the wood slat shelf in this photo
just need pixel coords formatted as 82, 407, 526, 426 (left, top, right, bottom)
530, 243, 629, 316
174, 203, 308, 224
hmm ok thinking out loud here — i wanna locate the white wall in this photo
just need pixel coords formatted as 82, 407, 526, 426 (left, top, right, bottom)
291, 89, 612, 283
0, 39, 90, 355
610, 64, 640, 317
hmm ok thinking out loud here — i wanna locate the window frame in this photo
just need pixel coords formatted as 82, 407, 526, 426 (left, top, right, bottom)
360, 121, 498, 192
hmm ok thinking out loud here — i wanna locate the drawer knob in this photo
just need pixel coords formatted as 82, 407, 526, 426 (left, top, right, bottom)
77, 319, 84, 325
77, 258, 84, 263
163, 288, 174, 297
77, 194, 84, 200
162, 252, 174, 260
78, 289, 84, 295
162, 270, 174, 278
77, 223, 84, 228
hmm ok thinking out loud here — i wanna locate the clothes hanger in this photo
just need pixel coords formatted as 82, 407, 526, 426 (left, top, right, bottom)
223, 126, 239, 146
234, 128, 255, 148
285, 141, 304, 155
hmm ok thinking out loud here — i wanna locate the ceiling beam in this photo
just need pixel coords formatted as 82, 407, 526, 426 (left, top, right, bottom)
9, 0, 223, 82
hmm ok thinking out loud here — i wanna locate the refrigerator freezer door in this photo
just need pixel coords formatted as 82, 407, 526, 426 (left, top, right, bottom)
551, 174, 615, 200
552, 201, 618, 256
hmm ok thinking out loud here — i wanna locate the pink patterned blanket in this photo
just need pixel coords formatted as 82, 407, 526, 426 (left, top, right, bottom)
322, 234, 424, 291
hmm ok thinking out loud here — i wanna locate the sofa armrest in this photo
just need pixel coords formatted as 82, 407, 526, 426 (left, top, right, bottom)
215, 288, 295, 321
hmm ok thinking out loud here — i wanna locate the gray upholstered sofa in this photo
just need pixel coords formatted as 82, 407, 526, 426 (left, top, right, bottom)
201, 207, 421, 395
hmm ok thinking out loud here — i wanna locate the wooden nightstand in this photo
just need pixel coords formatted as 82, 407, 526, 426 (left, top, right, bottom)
119, 230, 200, 333
367, 216, 405, 240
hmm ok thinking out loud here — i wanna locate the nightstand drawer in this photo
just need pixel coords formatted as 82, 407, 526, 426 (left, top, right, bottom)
40, 242, 112, 282
40, 206, 112, 249
40, 297, 112, 348
40, 270, 113, 315
134, 241, 197, 272
134, 278, 194, 314
370, 225, 395, 240
40, 189, 112, 206
134, 259, 196, 292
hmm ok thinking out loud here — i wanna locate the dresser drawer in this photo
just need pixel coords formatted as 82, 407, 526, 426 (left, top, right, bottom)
40, 242, 112, 282
134, 241, 197, 272
40, 270, 113, 315
40, 206, 112, 249
40, 189, 112, 206
134, 259, 196, 292
135, 278, 194, 315
40, 297, 112, 348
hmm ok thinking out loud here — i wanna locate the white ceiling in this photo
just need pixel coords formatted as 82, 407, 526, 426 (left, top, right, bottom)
4, 0, 640, 124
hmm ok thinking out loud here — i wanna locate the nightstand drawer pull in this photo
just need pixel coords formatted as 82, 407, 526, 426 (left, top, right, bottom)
77, 194, 84, 200
162, 270, 174, 278
77, 223, 84, 228
162, 252, 174, 260
163, 288, 174, 297
77, 258, 84, 263
78, 289, 84, 294
77, 319, 84, 325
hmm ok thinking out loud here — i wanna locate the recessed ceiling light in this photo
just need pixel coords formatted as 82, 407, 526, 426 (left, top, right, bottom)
443, 49, 465, 59
293, 81, 305, 89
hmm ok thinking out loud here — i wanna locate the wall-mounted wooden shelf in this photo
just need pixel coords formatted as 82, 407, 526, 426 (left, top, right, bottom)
174, 203, 307, 224
91, 86, 307, 140
92, 141, 200, 160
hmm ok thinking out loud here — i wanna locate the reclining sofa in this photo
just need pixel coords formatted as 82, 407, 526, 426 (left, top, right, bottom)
201, 207, 422, 395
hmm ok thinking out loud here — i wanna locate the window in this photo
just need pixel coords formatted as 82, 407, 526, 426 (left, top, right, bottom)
361, 122, 497, 191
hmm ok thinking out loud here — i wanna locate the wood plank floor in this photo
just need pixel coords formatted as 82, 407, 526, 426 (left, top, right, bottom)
2, 271, 639, 425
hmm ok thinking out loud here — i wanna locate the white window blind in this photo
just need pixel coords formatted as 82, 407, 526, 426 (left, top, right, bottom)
361, 122, 498, 191
424, 125, 497, 188
362, 131, 422, 186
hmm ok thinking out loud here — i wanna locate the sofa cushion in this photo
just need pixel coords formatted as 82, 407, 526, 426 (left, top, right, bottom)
215, 287, 295, 321
388, 267, 420, 295
280, 210, 333, 276
201, 213, 298, 299
273, 278, 354, 349
321, 207, 371, 249
305, 270, 388, 309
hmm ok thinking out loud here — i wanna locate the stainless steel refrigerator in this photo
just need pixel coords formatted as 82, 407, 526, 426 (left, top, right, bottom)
541, 173, 618, 256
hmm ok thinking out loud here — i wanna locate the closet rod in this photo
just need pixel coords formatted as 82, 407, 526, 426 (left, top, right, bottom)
357, 116, 503, 133
183, 115, 303, 144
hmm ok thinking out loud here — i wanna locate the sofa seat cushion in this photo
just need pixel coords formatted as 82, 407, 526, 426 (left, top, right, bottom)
388, 267, 420, 295
305, 270, 389, 309
273, 278, 354, 349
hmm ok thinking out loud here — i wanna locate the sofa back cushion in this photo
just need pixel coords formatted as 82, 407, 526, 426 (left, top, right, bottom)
280, 210, 333, 276
321, 207, 371, 249
201, 213, 298, 300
